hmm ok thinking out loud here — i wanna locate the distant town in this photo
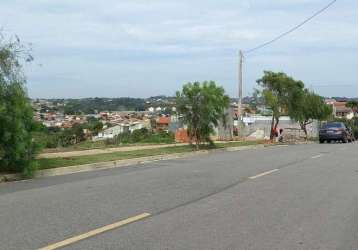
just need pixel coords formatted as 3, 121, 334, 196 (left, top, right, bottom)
31, 96, 358, 144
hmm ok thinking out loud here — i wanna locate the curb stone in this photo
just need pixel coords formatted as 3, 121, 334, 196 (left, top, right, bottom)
0, 173, 22, 183
0, 143, 290, 183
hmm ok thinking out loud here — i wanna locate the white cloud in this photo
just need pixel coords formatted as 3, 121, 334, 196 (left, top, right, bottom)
0, 0, 357, 98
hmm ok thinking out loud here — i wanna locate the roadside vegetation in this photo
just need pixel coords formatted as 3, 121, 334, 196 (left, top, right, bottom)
176, 81, 230, 149
256, 71, 332, 140
104, 128, 174, 145
0, 35, 40, 176
37, 140, 264, 170
34, 126, 175, 152
33, 117, 103, 148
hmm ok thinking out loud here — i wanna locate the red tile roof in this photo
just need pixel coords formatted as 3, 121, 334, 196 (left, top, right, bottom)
158, 116, 170, 125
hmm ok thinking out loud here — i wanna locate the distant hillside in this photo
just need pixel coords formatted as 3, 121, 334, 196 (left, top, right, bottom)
35, 96, 177, 114
33, 96, 358, 115
62, 98, 146, 114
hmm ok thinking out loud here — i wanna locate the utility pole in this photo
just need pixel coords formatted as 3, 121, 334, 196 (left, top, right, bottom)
238, 50, 244, 120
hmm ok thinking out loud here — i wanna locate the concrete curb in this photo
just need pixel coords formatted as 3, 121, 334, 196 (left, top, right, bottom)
0, 142, 298, 183
36, 144, 266, 178
0, 173, 22, 183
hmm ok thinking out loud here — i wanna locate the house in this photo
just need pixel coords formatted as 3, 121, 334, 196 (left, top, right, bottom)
327, 100, 355, 119
335, 104, 354, 119
128, 121, 144, 132
324, 98, 336, 105
95, 125, 129, 140
94, 121, 145, 141
156, 116, 171, 132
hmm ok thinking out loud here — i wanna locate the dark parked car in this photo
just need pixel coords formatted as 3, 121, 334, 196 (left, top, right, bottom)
319, 122, 355, 143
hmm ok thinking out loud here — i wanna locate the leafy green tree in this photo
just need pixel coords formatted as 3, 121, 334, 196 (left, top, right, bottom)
248, 88, 262, 112
257, 71, 304, 140
85, 117, 103, 135
289, 90, 332, 139
176, 81, 230, 149
58, 129, 75, 147
0, 35, 39, 176
72, 124, 86, 144
91, 121, 103, 135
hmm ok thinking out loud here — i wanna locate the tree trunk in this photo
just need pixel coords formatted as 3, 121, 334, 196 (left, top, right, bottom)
194, 127, 200, 150
274, 117, 279, 132
270, 116, 280, 141
300, 122, 308, 140
303, 126, 308, 140
270, 115, 275, 140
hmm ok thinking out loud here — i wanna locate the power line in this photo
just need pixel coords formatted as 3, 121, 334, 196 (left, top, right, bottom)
244, 0, 337, 54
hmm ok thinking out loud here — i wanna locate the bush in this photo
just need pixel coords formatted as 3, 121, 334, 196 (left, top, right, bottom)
142, 131, 174, 144
0, 36, 39, 176
33, 132, 59, 149
108, 129, 175, 145
353, 127, 358, 139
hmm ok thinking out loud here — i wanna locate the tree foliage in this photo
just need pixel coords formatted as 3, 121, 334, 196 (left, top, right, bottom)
257, 71, 334, 140
0, 35, 39, 176
257, 71, 304, 139
35, 118, 104, 148
289, 90, 332, 138
176, 81, 230, 149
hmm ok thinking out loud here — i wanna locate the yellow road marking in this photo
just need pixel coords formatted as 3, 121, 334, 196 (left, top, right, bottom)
249, 169, 279, 180
38, 213, 151, 250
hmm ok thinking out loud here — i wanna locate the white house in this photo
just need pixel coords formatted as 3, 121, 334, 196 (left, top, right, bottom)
95, 125, 128, 140
94, 122, 144, 141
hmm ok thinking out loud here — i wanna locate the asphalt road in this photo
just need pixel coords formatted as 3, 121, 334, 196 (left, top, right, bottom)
1, 142, 358, 250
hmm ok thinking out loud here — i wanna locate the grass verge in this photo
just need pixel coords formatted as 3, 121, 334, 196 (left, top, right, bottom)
37, 140, 264, 170
42, 140, 176, 153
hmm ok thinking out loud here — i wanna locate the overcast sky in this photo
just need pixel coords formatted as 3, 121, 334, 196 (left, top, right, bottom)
1, 0, 357, 98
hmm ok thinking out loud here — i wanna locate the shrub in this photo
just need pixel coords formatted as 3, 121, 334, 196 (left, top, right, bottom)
353, 127, 358, 139
110, 129, 174, 145
0, 35, 39, 176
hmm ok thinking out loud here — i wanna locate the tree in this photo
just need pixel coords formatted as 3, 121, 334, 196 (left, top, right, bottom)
0, 34, 39, 176
257, 71, 304, 140
72, 124, 86, 144
176, 81, 230, 149
289, 90, 332, 139
85, 117, 103, 135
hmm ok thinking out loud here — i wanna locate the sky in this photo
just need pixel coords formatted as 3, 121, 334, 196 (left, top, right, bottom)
1, 0, 357, 98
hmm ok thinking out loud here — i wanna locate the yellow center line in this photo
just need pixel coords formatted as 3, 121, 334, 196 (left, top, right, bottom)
38, 212, 151, 250
249, 169, 279, 180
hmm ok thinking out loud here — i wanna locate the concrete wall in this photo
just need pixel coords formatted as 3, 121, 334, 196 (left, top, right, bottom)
238, 116, 319, 139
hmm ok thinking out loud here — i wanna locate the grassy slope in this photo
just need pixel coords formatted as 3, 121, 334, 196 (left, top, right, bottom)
37, 141, 264, 170
42, 140, 176, 153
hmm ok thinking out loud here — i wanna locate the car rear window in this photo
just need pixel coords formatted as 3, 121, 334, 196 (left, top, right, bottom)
321, 123, 344, 129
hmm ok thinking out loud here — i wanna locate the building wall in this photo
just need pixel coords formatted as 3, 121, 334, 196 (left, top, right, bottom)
238, 116, 319, 139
